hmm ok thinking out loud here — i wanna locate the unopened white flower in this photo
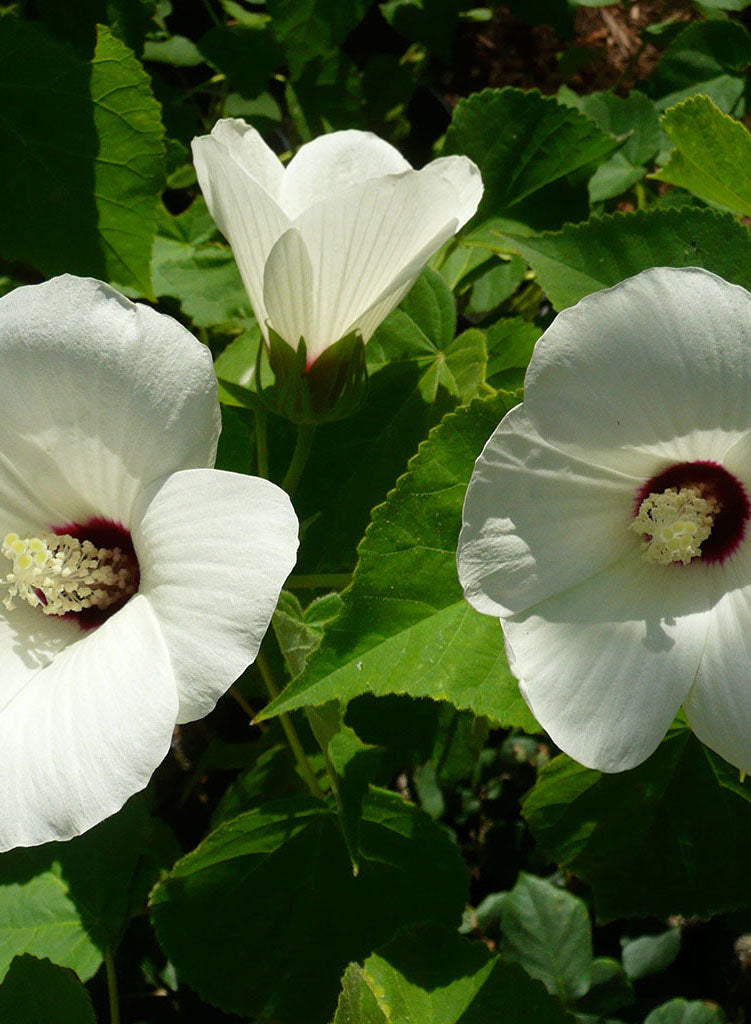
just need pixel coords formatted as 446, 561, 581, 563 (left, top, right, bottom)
0, 275, 298, 850
192, 120, 483, 365
458, 267, 751, 774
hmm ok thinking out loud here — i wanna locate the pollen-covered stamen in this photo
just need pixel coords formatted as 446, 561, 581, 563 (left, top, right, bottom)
631, 486, 719, 565
1, 532, 138, 615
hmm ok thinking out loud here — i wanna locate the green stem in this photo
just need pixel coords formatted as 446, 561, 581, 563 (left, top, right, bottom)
286, 573, 351, 590
282, 424, 316, 496
634, 180, 648, 212
257, 651, 326, 800
198, 0, 222, 28
254, 406, 269, 479
104, 948, 120, 1024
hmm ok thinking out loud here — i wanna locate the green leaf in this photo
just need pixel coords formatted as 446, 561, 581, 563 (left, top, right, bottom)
152, 201, 253, 328
143, 35, 205, 66
653, 95, 751, 217
621, 929, 681, 981
380, 0, 466, 62
0, 956, 96, 1024
522, 730, 751, 922
499, 873, 592, 1004
644, 999, 726, 1024
150, 788, 468, 1023
273, 590, 343, 678
0, 797, 160, 982
485, 317, 542, 381
333, 964, 388, 1024
198, 23, 282, 98
296, 268, 486, 572
494, 207, 751, 310
260, 394, 538, 732
465, 255, 527, 316
332, 922, 576, 1024
647, 20, 751, 112
31, 0, 157, 57
0, 18, 165, 295
267, 0, 375, 77
443, 87, 618, 224
215, 324, 263, 405
558, 88, 661, 202
212, 743, 306, 826
576, 958, 633, 1016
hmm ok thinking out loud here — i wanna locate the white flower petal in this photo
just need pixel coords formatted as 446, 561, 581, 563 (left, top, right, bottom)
414, 155, 484, 231
0, 276, 219, 529
133, 469, 299, 723
684, 546, 751, 772
0, 603, 77, 716
262, 228, 316, 354
279, 130, 412, 218
192, 127, 290, 334
505, 553, 712, 772
196, 118, 284, 199
285, 167, 479, 361
345, 219, 460, 344
0, 595, 177, 851
458, 405, 642, 617
524, 268, 751, 474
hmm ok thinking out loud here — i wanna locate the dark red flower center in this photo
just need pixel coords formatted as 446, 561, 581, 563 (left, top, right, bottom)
50, 517, 140, 629
635, 461, 750, 565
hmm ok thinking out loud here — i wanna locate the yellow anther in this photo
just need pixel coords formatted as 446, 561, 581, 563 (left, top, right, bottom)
1, 530, 138, 617
631, 486, 718, 566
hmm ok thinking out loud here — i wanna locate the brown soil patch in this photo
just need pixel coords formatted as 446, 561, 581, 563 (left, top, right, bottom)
454, 0, 698, 98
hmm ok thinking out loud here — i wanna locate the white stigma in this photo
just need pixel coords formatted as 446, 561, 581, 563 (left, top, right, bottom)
631, 486, 718, 566
1, 532, 138, 615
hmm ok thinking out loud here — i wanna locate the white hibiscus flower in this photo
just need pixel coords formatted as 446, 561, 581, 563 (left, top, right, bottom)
458, 267, 751, 774
191, 120, 483, 366
0, 275, 298, 850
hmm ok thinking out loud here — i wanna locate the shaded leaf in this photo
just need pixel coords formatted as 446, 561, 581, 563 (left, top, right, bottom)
499, 873, 592, 1004
647, 20, 751, 113
621, 929, 681, 981
523, 730, 751, 921
0, 956, 95, 1024
443, 87, 618, 224
0, 798, 160, 982
644, 999, 725, 1024
0, 19, 164, 295
332, 922, 576, 1023
150, 789, 467, 1023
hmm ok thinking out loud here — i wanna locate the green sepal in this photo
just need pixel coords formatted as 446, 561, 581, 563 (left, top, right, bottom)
256, 327, 369, 424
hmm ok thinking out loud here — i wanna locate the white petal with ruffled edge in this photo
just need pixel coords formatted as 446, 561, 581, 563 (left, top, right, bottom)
523, 268, 751, 475
458, 405, 642, 617
504, 553, 713, 771
0, 595, 177, 851
279, 130, 411, 218
0, 277, 220, 529
133, 468, 299, 723
192, 129, 290, 334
